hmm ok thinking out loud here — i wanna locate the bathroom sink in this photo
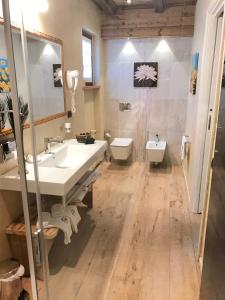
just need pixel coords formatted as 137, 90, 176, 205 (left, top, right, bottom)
0, 140, 107, 196
146, 141, 166, 150
39, 144, 98, 169
146, 141, 166, 163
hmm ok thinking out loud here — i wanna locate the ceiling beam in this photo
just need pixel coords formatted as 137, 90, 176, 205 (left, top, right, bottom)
102, 25, 194, 39
93, 0, 118, 15
101, 5, 195, 39
152, 0, 167, 12
119, 4, 154, 10
119, 1, 196, 11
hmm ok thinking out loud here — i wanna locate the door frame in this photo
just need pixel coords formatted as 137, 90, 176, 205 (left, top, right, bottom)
198, 0, 225, 266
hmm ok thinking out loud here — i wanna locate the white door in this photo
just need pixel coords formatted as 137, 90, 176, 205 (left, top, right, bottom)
199, 17, 224, 212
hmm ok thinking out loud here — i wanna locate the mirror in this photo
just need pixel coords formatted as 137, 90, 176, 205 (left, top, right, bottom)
0, 21, 66, 135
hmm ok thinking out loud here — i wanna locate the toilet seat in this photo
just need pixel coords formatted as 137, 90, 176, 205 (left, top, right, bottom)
110, 138, 133, 147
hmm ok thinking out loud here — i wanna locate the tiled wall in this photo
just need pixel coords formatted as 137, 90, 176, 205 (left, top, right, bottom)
104, 37, 192, 164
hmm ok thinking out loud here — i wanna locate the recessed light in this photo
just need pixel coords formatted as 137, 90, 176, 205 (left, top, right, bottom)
122, 40, 136, 55
156, 39, 171, 53
127, 0, 131, 4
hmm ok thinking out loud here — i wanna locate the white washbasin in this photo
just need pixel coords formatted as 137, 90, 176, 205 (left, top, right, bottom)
0, 139, 107, 196
39, 144, 98, 169
146, 141, 166, 163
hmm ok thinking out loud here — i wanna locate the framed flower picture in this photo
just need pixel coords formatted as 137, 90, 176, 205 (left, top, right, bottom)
53, 64, 63, 87
190, 52, 199, 95
134, 62, 158, 88
0, 57, 10, 93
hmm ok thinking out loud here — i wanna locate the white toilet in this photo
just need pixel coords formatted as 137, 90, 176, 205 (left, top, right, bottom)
110, 138, 133, 161
146, 140, 166, 163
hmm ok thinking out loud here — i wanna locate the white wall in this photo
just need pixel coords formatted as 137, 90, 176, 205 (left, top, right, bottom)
184, 0, 215, 211
105, 37, 192, 164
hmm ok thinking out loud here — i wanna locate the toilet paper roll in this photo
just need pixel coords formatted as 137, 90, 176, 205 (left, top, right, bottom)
64, 122, 71, 133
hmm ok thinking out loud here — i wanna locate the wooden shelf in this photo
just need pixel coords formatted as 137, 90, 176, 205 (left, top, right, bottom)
82, 85, 100, 91
6, 217, 59, 240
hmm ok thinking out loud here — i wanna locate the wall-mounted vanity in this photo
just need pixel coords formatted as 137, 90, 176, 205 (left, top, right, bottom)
0, 139, 107, 204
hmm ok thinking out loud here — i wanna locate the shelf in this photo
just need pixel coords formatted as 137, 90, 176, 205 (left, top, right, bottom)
82, 85, 100, 91
6, 217, 59, 240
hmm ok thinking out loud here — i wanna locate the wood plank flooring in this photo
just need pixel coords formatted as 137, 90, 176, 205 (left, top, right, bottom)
40, 162, 200, 300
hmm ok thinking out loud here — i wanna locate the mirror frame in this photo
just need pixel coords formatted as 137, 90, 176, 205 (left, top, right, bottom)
0, 18, 66, 137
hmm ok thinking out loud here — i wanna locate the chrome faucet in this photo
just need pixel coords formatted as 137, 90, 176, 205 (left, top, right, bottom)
44, 136, 64, 153
155, 134, 160, 143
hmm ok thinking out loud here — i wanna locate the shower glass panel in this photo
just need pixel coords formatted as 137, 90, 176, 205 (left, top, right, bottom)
3, 1, 85, 298
0, 0, 50, 299
15, 1, 67, 299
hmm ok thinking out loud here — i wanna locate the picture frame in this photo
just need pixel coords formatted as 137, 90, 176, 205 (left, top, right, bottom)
134, 62, 158, 88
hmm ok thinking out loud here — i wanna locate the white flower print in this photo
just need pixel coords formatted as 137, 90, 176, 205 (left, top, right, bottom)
134, 64, 157, 83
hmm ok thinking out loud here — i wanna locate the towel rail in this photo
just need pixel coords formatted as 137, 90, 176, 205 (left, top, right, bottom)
65, 169, 101, 205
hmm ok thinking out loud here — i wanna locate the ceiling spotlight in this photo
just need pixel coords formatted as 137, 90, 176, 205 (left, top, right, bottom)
127, 0, 131, 4
156, 39, 171, 53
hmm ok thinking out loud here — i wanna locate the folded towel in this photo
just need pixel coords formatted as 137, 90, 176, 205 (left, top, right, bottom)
181, 135, 188, 161
50, 215, 72, 245
51, 203, 81, 233
37, 211, 72, 245
71, 186, 89, 203
82, 171, 101, 187
65, 205, 81, 233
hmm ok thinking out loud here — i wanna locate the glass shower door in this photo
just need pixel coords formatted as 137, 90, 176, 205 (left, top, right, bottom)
1, 0, 50, 299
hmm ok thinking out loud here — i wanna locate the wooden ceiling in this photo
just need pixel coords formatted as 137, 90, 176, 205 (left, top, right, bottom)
113, 0, 195, 9
114, 0, 153, 5
93, 0, 197, 39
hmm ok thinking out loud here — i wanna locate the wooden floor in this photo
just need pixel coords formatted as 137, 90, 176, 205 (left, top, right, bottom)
40, 162, 200, 300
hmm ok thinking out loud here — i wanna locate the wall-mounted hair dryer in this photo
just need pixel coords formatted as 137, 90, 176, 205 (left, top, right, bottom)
66, 70, 79, 113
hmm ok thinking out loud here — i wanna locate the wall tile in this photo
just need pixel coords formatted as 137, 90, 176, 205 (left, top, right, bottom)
105, 37, 192, 164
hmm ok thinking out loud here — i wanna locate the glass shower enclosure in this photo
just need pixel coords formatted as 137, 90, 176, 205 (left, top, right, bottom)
1, 0, 50, 299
